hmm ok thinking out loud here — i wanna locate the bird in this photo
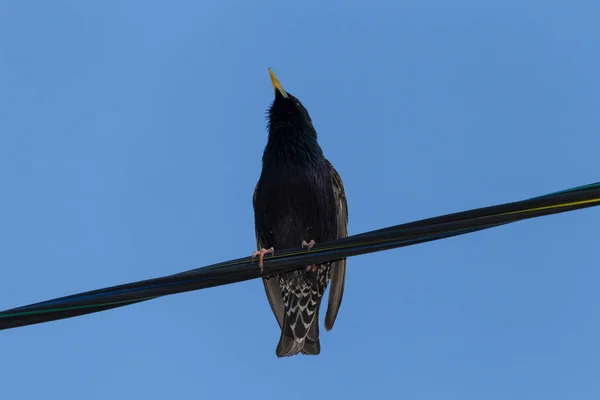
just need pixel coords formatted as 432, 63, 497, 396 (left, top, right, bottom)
252, 68, 348, 357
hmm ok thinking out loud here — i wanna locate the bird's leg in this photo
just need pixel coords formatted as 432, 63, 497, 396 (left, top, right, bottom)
252, 247, 274, 275
302, 240, 315, 250
301, 240, 317, 272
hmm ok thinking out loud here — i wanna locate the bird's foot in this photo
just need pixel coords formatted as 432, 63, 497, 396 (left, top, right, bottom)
301, 240, 317, 272
252, 247, 274, 275
302, 240, 315, 250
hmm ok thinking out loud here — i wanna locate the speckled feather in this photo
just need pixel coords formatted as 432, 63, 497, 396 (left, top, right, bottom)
253, 77, 348, 357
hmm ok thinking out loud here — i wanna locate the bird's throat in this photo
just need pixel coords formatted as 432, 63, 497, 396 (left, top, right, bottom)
263, 133, 323, 167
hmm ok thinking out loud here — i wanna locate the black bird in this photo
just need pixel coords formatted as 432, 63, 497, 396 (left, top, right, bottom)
252, 69, 348, 357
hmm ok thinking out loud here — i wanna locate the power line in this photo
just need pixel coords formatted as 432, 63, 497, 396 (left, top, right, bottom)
1, 181, 598, 331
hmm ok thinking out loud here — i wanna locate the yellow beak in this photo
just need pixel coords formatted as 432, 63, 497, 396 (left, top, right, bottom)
268, 68, 288, 98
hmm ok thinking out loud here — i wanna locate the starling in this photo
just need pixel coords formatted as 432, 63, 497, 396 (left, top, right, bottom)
252, 69, 348, 357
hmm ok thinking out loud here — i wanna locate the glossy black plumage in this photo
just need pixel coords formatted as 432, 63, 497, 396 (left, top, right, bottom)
253, 69, 348, 357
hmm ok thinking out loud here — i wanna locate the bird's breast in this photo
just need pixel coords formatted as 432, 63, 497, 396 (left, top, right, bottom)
254, 162, 337, 250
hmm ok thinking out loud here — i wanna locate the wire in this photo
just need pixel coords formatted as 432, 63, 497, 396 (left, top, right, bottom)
1, 181, 599, 331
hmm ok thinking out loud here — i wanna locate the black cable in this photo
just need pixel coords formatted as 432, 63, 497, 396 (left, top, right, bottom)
0, 182, 598, 331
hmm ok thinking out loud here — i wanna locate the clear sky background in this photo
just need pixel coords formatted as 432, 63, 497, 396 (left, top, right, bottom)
0, 1, 599, 399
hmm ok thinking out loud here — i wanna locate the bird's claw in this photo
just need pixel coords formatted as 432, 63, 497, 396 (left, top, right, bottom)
306, 264, 317, 272
252, 247, 274, 275
301, 239, 315, 250
302, 240, 317, 272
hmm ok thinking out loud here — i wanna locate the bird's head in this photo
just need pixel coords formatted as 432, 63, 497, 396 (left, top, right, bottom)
266, 68, 316, 138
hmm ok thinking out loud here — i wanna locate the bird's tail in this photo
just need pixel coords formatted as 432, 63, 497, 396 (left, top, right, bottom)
301, 314, 320, 355
275, 281, 322, 357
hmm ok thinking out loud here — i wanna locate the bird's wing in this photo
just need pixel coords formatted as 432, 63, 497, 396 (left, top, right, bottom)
254, 182, 285, 330
324, 160, 348, 331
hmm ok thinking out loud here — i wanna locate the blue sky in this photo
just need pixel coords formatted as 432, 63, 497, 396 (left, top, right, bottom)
0, 1, 599, 399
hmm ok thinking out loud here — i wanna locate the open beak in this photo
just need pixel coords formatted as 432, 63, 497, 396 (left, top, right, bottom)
268, 68, 288, 98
